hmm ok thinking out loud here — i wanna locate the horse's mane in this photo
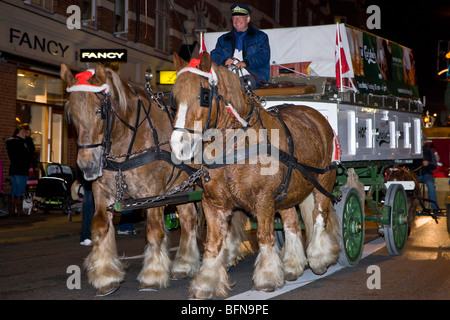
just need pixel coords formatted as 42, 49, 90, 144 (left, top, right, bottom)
213, 64, 253, 113
105, 68, 130, 112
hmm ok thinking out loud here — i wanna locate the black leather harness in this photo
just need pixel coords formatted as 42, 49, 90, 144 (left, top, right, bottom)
187, 79, 339, 203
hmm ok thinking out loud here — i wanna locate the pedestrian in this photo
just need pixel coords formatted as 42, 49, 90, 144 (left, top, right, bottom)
5, 124, 34, 216
117, 210, 139, 235
210, 3, 270, 89
74, 167, 95, 246
415, 139, 439, 211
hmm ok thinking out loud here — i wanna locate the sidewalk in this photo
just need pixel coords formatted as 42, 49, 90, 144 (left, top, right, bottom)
0, 211, 82, 245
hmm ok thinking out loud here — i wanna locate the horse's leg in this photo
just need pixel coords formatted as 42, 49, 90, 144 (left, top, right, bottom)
84, 205, 125, 296
138, 206, 171, 290
306, 171, 340, 275
189, 201, 231, 299
279, 207, 307, 281
253, 202, 285, 292
172, 202, 201, 278
225, 210, 253, 267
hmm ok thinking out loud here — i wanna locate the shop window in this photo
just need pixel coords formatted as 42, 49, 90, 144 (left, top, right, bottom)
16, 69, 65, 164
24, 0, 53, 11
82, 0, 97, 28
155, 0, 170, 53
16, 70, 64, 106
114, 0, 128, 37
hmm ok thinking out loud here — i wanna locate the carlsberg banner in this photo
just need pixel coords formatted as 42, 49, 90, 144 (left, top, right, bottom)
346, 27, 419, 98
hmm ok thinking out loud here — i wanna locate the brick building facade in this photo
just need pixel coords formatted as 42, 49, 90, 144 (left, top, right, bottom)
0, 0, 364, 193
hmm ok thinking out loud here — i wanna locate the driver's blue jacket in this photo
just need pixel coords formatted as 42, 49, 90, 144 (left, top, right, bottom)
210, 25, 270, 86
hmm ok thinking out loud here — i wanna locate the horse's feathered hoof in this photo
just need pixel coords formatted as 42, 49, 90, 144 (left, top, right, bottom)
253, 284, 277, 293
190, 289, 214, 300
171, 271, 189, 279
284, 272, 299, 282
309, 264, 328, 275
95, 282, 120, 297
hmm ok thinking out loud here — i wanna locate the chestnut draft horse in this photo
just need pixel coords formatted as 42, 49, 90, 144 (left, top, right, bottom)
60, 64, 200, 296
170, 52, 340, 299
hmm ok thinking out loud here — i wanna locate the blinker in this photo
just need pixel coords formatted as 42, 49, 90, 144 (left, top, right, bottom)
199, 87, 211, 108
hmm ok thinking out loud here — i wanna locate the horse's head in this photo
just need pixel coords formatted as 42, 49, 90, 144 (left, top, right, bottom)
60, 63, 111, 180
170, 52, 246, 161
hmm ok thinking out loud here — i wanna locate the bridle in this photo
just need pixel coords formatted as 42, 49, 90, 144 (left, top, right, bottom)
174, 59, 252, 136
66, 69, 113, 152
65, 69, 164, 164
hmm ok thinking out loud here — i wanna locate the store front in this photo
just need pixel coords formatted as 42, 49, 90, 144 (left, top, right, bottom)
0, 1, 175, 178
16, 68, 66, 164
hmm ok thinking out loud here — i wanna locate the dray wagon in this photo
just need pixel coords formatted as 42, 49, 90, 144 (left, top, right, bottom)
205, 23, 425, 266
121, 24, 428, 268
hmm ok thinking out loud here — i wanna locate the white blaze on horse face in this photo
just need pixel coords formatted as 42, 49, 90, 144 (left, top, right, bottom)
171, 102, 189, 161
175, 102, 188, 130
171, 103, 203, 162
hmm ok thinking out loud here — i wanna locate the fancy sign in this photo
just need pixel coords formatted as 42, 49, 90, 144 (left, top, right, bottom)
9, 28, 70, 58
80, 49, 127, 62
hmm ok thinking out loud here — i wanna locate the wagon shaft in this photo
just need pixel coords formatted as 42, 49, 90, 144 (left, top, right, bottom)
107, 190, 203, 212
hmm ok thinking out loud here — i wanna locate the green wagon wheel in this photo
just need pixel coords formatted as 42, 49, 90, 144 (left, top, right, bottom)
384, 184, 408, 255
335, 187, 365, 267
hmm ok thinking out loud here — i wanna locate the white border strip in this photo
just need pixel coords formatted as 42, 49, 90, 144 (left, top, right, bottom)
226, 237, 386, 300
227, 217, 433, 300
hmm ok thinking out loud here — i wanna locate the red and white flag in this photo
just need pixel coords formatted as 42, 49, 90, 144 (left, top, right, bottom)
199, 32, 207, 59
335, 23, 350, 91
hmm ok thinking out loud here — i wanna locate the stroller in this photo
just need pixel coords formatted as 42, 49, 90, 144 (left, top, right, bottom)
32, 162, 82, 220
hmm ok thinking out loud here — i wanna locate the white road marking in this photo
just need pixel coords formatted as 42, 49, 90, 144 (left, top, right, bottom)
227, 217, 433, 300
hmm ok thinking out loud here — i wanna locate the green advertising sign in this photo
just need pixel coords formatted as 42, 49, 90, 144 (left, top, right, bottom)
347, 27, 419, 99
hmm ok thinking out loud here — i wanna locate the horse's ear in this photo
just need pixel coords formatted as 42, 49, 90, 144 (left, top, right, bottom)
173, 52, 188, 71
91, 63, 107, 85
199, 52, 212, 73
60, 64, 75, 85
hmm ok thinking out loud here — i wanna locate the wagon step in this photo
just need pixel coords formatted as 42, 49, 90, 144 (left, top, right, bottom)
108, 190, 203, 212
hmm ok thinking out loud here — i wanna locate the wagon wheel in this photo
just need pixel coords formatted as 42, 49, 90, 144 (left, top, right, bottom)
335, 187, 365, 267
384, 184, 408, 255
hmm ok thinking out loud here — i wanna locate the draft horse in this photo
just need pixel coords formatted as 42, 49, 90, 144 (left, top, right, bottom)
60, 63, 200, 296
170, 52, 340, 299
